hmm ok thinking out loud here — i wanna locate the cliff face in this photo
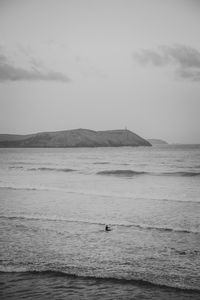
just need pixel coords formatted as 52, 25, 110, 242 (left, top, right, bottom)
0, 129, 151, 147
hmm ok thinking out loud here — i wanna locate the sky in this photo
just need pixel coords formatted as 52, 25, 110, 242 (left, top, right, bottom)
0, 0, 200, 143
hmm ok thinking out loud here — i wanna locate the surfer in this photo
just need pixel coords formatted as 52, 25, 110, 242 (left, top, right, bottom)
105, 225, 111, 231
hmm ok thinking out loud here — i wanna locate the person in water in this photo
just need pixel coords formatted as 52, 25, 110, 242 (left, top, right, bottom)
105, 225, 111, 231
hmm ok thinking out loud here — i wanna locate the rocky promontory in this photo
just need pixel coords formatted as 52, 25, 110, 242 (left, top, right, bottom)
0, 129, 151, 148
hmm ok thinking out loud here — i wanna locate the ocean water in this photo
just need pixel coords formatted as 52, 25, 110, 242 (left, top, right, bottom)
0, 145, 200, 299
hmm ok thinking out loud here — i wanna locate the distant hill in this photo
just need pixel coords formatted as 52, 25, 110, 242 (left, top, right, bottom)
147, 139, 168, 145
0, 134, 33, 142
0, 129, 151, 148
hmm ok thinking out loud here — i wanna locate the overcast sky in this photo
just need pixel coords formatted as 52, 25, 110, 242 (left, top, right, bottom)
0, 0, 200, 143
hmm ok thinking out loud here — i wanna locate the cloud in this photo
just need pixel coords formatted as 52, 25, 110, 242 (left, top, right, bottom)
133, 45, 200, 81
0, 52, 70, 82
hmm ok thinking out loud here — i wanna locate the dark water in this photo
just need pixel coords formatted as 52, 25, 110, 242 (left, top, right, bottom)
0, 145, 200, 299
1, 271, 200, 300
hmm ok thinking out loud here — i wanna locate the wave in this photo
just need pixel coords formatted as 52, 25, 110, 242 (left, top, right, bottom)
132, 224, 199, 234
7, 165, 200, 177
96, 169, 200, 177
9, 166, 24, 169
162, 171, 200, 177
93, 162, 110, 165
97, 170, 146, 176
1, 214, 199, 234
1, 184, 200, 206
0, 185, 50, 191
171, 248, 200, 256
0, 268, 199, 293
9, 162, 37, 165
28, 167, 76, 172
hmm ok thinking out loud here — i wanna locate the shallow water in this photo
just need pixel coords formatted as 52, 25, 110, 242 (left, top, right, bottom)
0, 145, 200, 299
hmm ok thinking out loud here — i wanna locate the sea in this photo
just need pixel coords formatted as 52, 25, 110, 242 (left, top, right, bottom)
0, 145, 200, 299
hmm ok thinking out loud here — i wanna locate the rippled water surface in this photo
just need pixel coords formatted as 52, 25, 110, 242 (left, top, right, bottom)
0, 145, 200, 299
